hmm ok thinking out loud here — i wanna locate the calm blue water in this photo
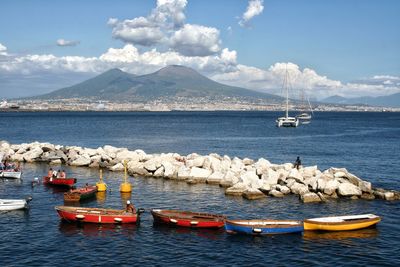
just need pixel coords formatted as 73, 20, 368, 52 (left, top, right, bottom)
0, 111, 399, 266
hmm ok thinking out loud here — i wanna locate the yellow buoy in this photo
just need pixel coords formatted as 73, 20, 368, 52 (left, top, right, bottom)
120, 160, 132, 193
96, 169, 107, 192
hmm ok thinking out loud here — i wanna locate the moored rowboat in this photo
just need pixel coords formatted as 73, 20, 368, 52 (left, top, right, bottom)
303, 214, 381, 231
55, 206, 143, 224
43, 176, 76, 187
151, 209, 226, 228
0, 197, 32, 211
225, 219, 304, 235
64, 185, 97, 202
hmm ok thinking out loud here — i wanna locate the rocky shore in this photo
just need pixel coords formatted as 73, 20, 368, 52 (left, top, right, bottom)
1, 140, 399, 202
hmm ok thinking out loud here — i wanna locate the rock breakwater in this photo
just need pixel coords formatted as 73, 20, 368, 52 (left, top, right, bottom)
1, 140, 399, 202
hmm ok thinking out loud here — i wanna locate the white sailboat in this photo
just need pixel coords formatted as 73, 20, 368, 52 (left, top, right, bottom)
276, 67, 299, 127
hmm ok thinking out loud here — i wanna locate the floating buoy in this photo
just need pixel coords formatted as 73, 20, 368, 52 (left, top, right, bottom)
119, 160, 132, 193
96, 169, 107, 192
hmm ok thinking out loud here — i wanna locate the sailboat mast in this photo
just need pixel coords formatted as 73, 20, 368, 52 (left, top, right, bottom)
285, 68, 289, 118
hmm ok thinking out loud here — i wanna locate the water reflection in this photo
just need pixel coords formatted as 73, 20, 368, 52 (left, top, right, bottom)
152, 223, 225, 241
58, 221, 137, 237
303, 228, 379, 240
96, 191, 107, 204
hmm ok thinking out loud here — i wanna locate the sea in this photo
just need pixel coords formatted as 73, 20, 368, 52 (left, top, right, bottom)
0, 111, 399, 266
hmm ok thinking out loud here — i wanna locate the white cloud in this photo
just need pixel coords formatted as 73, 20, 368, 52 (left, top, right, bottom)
109, 0, 187, 47
56, 39, 80, 47
0, 43, 7, 55
170, 24, 221, 56
239, 0, 264, 27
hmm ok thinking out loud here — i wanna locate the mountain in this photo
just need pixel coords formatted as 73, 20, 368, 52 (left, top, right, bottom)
36, 65, 282, 102
322, 93, 400, 108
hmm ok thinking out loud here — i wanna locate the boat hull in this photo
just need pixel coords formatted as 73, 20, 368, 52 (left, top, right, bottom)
0, 171, 22, 179
276, 117, 299, 127
55, 206, 139, 224
43, 176, 76, 187
64, 186, 97, 202
151, 209, 226, 228
225, 219, 304, 235
304, 214, 381, 231
0, 199, 28, 211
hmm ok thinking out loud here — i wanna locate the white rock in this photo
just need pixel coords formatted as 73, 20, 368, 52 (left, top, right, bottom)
109, 163, 124, 172
222, 170, 239, 185
115, 150, 140, 163
338, 182, 362, 196
144, 159, 161, 172
162, 161, 176, 178
287, 168, 304, 183
255, 158, 271, 175
302, 165, 318, 178
207, 171, 225, 184
290, 182, 309, 195
324, 180, 340, 195
189, 167, 212, 179
317, 178, 327, 192
177, 166, 191, 180
285, 178, 296, 188
225, 182, 248, 196
242, 157, 254, 165
269, 189, 284, 197
279, 185, 291, 195
192, 156, 205, 168
334, 171, 347, 178
242, 188, 265, 200
154, 166, 165, 177
70, 155, 91, 166
261, 169, 279, 186
240, 170, 262, 189
359, 181, 372, 193
22, 147, 43, 162
301, 192, 321, 203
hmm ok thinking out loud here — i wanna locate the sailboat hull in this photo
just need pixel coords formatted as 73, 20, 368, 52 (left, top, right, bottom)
276, 117, 299, 127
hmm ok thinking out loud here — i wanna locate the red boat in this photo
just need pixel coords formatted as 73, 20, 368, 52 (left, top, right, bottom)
64, 185, 97, 202
43, 176, 77, 187
55, 206, 144, 224
151, 209, 226, 228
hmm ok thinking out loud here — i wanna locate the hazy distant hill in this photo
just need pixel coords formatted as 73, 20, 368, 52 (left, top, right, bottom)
36, 65, 282, 102
322, 93, 400, 108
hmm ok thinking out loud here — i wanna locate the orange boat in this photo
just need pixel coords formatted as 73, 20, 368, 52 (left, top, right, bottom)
43, 176, 76, 187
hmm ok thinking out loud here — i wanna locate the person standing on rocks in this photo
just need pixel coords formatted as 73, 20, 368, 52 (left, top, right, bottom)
294, 156, 301, 170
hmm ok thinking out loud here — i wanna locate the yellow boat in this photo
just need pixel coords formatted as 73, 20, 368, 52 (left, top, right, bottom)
304, 214, 381, 231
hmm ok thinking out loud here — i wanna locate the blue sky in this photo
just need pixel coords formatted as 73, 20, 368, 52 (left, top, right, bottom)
0, 0, 399, 99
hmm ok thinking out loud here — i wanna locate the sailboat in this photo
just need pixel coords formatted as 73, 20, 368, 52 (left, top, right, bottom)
276, 67, 299, 127
296, 96, 313, 123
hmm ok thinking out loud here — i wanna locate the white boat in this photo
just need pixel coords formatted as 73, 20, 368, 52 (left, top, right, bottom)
296, 96, 313, 123
0, 153, 22, 179
0, 197, 32, 211
276, 67, 299, 127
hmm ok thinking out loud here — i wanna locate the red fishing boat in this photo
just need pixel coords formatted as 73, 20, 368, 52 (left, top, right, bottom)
64, 185, 97, 202
151, 209, 226, 228
55, 206, 144, 224
43, 176, 77, 187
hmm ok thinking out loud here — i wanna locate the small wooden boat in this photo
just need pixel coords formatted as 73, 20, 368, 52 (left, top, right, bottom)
0, 197, 32, 211
43, 176, 76, 187
151, 209, 226, 228
303, 214, 381, 231
55, 206, 144, 224
225, 219, 304, 235
0, 164, 22, 179
64, 185, 97, 202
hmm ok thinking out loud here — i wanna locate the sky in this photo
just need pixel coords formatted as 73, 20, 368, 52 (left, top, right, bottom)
0, 0, 399, 99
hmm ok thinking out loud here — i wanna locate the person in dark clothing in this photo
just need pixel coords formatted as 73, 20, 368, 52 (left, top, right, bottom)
294, 156, 301, 170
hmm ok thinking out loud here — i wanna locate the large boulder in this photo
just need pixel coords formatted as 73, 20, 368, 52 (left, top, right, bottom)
115, 150, 140, 163
22, 147, 43, 162
269, 189, 284, 198
358, 181, 372, 193
207, 171, 225, 185
176, 166, 191, 180
240, 170, 262, 189
192, 156, 205, 168
144, 158, 161, 172
324, 180, 340, 195
220, 170, 238, 187
301, 192, 321, 203
189, 167, 212, 179
261, 169, 279, 186
302, 165, 318, 178
290, 182, 309, 195
153, 166, 165, 177
70, 155, 91, 166
255, 158, 271, 175
225, 183, 248, 196
162, 161, 177, 178
109, 163, 124, 172
338, 182, 362, 197
242, 188, 265, 200
287, 168, 304, 183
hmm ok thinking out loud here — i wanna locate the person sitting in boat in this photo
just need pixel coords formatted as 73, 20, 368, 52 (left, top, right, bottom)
52, 169, 58, 178
59, 170, 66, 179
125, 200, 136, 214
48, 168, 53, 177
294, 156, 302, 170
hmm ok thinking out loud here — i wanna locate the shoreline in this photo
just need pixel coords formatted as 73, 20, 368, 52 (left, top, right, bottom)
1, 140, 399, 202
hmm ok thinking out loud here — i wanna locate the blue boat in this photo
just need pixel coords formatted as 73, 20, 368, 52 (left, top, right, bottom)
225, 219, 304, 235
